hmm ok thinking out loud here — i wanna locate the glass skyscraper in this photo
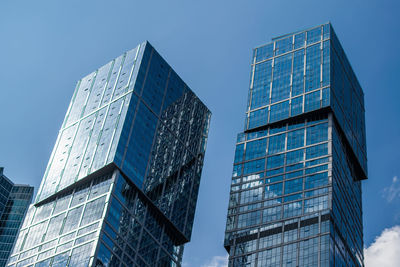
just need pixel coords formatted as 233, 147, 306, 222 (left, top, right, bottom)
224, 23, 367, 267
8, 42, 211, 267
0, 168, 33, 267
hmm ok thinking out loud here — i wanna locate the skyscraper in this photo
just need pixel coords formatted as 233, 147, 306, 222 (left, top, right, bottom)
8, 42, 211, 267
0, 168, 33, 267
224, 23, 367, 267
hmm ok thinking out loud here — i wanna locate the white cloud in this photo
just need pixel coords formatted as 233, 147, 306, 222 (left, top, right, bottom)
201, 255, 228, 267
364, 226, 400, 267
382, 176, 400, 203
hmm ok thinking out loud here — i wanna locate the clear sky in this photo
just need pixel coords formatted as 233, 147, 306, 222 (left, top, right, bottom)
1, 1, 399, 266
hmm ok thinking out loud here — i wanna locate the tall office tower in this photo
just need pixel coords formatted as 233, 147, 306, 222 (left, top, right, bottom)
0, 168, 33, 267
224, 23, 367, 267
8, 42, 211, 267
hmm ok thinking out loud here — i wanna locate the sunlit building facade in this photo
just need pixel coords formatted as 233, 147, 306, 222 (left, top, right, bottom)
8, 42, 211, 267
224, 23, 367, 266
0, 168, 33, 267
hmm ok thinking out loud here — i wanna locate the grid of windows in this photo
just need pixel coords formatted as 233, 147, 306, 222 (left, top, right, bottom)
0, 169, 33, 266
226, 23, 367, 267
10, 42, 211, 267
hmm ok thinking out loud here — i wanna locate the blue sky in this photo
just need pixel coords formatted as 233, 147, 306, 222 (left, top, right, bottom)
0, 1, 399, 266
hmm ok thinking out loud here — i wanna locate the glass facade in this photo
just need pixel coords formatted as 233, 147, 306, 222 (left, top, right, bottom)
0, 168, 33, 267
225, 23, 367, 267
8, 42, 211, 267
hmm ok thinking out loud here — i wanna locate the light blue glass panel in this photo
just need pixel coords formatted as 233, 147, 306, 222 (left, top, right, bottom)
237, 133, 245, 143
267, 154, 285, 169
107, 93, 133, 164
275, 37, 292, 56
83, 62, 113, 116
248, 108, 268, 129
268, 134, 285, 155
323, 24, 331, 40
304, 172, 328, 189
306, 122, 328, 145
44, 213, 65, 242
69, 241, 94, 266
307, 27, 322, 44
80, 196, 106, 226
247, 130, 267, 141
256, 44, 274, 62
304, 90, 321, 112
284, 178, 303, 194
258, 247, 281, 266
65, 72, 96, 126
60, 114, 96, 190
62, 205, 83, 234
290, 96, 303, 116
262, 206, 281, 222
112, 47, 139, 100
322, 87, 330, 107
304, 195, 328, 213
322, 41, 330, 87
234, 143, 244, 163
305, 44, 321, 92
286, 149, 304, 165
245, 138, 267, 160
294, 32, 306, 49
233, 164, 243, 177
284, 193, 302, 202
287, 129, 304, 150
78, 107, 107, 180
292, 50, 304, 96
251, 60, 272, 109
243, 159, 265, 175
101, 55, 124, 106
269, 101, 289, 123
305, 143, 328, 159
271, 54, 292, 103
38, 124, 78, 201
240, 188, 263, 204
283, 201, 302, 218
91, 98, 124, 171
237, 210, 261, 228
265, 183, 283, 199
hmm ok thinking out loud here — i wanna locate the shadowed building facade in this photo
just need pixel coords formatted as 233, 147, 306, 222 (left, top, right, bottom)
224, 23, 367, 266
7, 42, 211, 267
0, 168, 33, 267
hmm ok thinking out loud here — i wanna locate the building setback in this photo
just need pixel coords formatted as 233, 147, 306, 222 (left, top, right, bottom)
224, 23, 367, 266
8, 42, 211, 267
0, 168, 33, 267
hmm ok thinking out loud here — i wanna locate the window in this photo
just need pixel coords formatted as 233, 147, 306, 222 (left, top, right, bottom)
287, 129, 304, 150
265, 183, 283, 199
270, 101, 289, 122
240, 187, 263, 204
245, 138, 267, 160
251, 60, 272, 109
268, 134, 285, 155
305, 172, 329, 189
248, 108, 268, 129
243, 159, 265, 175
283, 201, 302, 218
267, 154, 285, 169
304, 90, 320, 112
263, 206, 282, 222
306, 143, 328, 159
285, 178, 303, 194
234, 144, 244, 163
237, 211, 261, 228
286, 149, 304, 165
